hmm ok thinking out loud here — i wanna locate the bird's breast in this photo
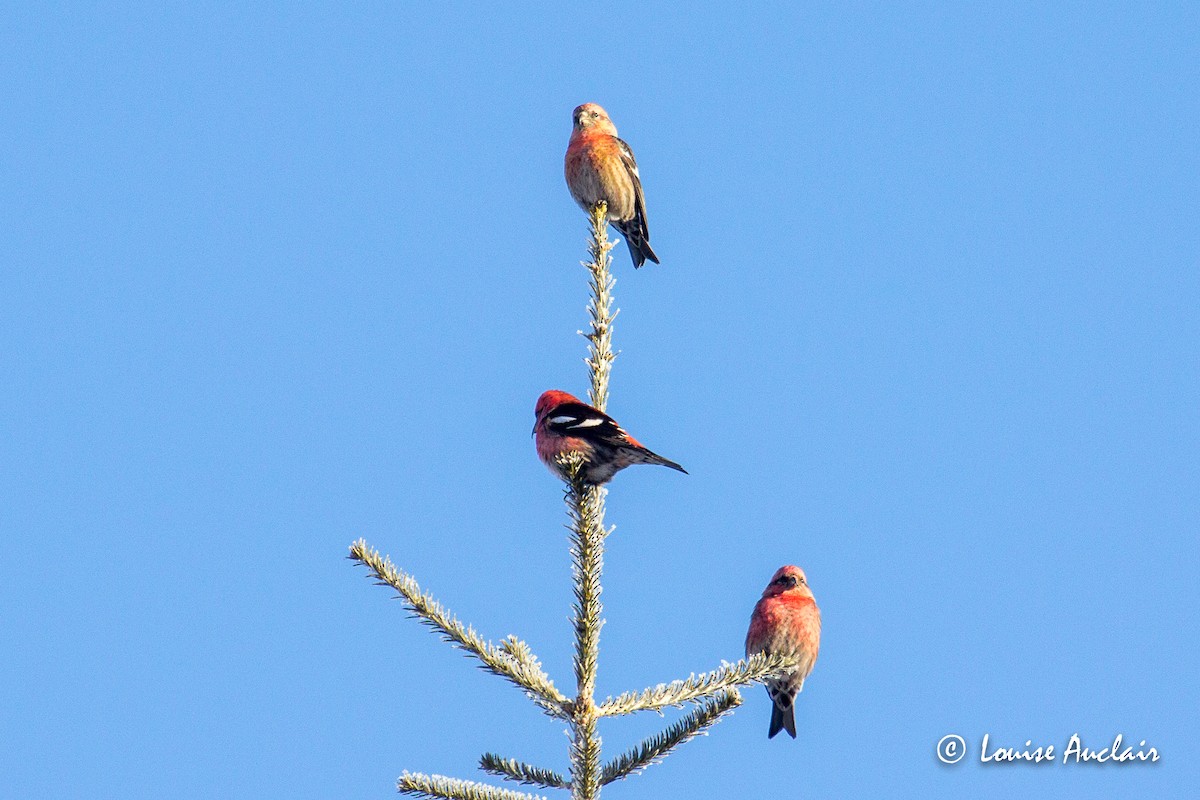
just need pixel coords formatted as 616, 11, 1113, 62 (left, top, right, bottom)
565, 138, 636, 220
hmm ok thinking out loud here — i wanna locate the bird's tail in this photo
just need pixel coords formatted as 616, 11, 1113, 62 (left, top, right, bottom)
615, 223, 660, 268
768, 703, 797, 740
641, 449, 687, 475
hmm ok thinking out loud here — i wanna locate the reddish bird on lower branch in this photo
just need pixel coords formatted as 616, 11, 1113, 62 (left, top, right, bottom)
533, 390, 686, 485
564, 102, 660, 268
745, 565, 822, 739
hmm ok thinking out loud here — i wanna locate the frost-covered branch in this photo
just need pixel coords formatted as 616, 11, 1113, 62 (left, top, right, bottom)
599, 691, 742, 784
597, 652, 797, 716
565, 203, 618, 800
582, 202, 617, 413
479, 754, 570, 791
349, 540, 568, 716
398, 772, 546, 800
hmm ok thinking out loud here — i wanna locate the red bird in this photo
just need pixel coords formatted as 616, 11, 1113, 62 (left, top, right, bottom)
745, 565, 822, 739
564, 103, 660, 268
533, 390, 685, 484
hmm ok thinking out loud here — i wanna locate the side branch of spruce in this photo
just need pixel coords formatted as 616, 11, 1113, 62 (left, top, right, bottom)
348, 540, 568, 716
597, 652, 798, 716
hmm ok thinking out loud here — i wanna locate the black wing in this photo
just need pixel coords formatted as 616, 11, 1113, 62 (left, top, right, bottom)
616, 137, 650, 241
544, 402, 625, 443
615, 138, 659, 266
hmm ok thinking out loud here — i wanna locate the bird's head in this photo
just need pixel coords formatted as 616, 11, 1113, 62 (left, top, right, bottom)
572, 103, 616, 135
761, 565, 814, 600
534, 389, 583, 434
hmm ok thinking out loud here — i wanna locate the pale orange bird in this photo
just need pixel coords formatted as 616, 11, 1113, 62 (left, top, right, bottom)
564, 103, 660, 268
744, 565, 822, 739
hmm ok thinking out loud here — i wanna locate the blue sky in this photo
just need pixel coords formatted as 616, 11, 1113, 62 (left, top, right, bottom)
3, 3, 1197, 799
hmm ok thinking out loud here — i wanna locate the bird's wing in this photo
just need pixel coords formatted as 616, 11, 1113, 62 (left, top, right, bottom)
544, 402, 625, 442
616, 137, 650, 239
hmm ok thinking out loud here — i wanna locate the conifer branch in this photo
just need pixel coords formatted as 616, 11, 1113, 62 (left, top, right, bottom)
583, 202, 617, 413
565, 467, 608, 703
565, 465, 607, 800
498, 635, 557, 692
349, 540, 568, 716
479, 754, 570, 790
599, 690, 742, 785
398, 772, 546, 800
565, 204, 617, 800
597, 652, 798, 716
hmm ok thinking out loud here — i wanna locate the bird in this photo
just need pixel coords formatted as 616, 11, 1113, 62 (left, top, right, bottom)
564, 102, 660, 268
533, 390, 685, 484
745, 565, 822, 739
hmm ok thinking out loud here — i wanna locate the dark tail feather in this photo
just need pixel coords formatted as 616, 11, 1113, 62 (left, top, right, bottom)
633, 237, 660, 268
646, 450, 687, 475
615, 223, 659, 268
768, 703, 797, 739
